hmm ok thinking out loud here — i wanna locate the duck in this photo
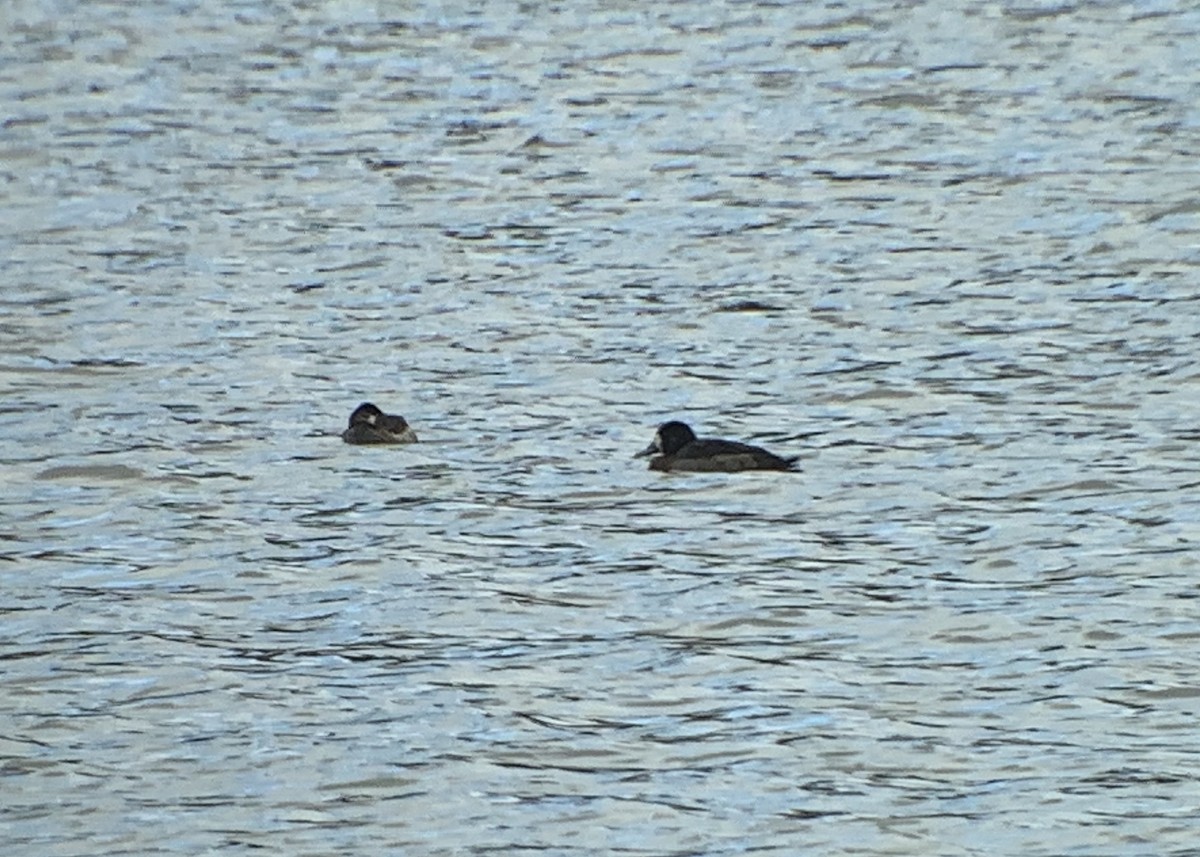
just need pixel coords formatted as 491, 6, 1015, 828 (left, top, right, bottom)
341, 402, 418, 445
635, 420, 796, 472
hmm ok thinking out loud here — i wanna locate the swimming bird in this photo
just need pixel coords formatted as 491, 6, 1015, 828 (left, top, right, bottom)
341, 402, 418, 445
635, 420, 796, 472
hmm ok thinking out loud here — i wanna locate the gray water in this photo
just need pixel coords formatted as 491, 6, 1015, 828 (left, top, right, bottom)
3, 1, 1199, 855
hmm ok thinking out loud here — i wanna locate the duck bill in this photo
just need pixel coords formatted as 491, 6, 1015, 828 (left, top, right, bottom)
634, 441, 658, 458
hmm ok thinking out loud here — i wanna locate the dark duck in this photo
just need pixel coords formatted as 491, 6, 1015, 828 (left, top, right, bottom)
636, 420, 796, 472
341, 402, 418, 445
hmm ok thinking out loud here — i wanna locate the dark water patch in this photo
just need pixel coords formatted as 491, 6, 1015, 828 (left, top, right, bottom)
36, 464, 144, 481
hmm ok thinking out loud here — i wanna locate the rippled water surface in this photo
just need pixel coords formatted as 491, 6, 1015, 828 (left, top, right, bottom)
3, 1, 1200, 854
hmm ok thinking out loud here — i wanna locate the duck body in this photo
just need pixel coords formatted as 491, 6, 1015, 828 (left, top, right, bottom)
341, 402, 418, 445
636, 421, 796, 472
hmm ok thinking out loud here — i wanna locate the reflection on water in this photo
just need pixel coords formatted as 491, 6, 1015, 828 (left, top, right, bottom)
3, 1, 1199, 854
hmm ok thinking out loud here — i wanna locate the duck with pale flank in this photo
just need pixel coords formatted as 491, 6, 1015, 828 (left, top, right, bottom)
636, 420, 796, 472
341, 402, 418, 445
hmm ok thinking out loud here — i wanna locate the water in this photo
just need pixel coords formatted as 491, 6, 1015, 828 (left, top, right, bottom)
3, 1, 1199, 855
